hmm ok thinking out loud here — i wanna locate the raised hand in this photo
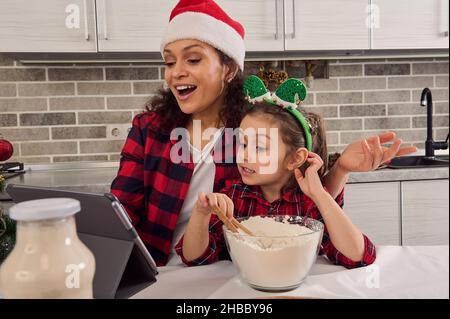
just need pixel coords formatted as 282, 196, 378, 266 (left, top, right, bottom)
337, 132, 417, 173
294, 152, 326, 200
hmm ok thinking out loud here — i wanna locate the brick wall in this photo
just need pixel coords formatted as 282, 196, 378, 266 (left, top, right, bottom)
0, 54, 448, 164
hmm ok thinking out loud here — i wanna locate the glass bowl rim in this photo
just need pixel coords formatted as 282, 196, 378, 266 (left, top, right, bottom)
223, 215, 324, 239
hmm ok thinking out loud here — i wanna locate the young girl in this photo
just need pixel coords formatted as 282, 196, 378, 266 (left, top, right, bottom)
111, 0, 415, 267
177, 77, 376, 268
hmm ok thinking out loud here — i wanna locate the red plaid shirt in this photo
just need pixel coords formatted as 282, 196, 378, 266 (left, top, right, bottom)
175, 182, 376, 269
110, 112, 241, 266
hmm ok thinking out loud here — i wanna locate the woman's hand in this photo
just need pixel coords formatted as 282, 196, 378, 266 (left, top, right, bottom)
193, 192, 234, 219
337, 132, 418, 173
295, 152, 326, 201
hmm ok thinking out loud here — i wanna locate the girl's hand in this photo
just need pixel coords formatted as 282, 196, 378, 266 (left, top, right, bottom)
337, 132, 417, 173
294, 152, 326, 200
193, 192, 234, 219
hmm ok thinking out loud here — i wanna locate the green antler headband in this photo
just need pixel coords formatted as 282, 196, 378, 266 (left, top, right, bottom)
243, 75, 312, 151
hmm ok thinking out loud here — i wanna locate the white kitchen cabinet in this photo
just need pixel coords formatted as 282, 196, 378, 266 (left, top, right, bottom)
96, 0, 177, 52
402, 179, 449, 245
216, 0, 284, 51
97, 0, 284, 52
344, 182, 401, 245
284, 0, 371, 50
372, 0, 449, 49
0, 0, 97, 52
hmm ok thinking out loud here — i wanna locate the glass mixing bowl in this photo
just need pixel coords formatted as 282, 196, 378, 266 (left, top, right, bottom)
223, 215, 324, 292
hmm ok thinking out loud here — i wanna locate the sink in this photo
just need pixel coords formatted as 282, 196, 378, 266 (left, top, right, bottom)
387, 155, 449, 169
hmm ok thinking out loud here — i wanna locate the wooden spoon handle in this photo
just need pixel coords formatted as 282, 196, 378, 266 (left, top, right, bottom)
211, 205, 238, 233
231, 218, 255, 236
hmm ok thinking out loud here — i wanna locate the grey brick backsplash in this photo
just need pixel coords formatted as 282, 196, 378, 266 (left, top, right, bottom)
329, 65, 362, 77
48, 68, 103, 81
339, 78, 386, 91
364, 90, 411, 103
436, 76, 449, 88
340, 104, 386, 117
21, 141, 77, 156
52, 126, 107, 139
109, 154, 121, 161
0, 56, 446, 164
49, 97, 105, 110
18, 83, 75, 96
412, 115, 449, 128
327, 145, 345, 153
10, 156, 52, 163
326, 132, 339, 145
316, 92, 362, 105
133, 81, 165, 95
107, 96, 149, 110
364, 117, 411, 130
0, 83, 16, 96
435, 102, 449, 114
365, 64, 411, 76
325, 118, 362, 131
301, 92, 314, 106
54, 155, 109, 162
340, 130, 426, 144
78, 111, 132, 124
0, 68, 46, 81
435, 128, 450, 140
0, 128, 49, 141
77, 82, 131, 95
0, 98, 47, 112
412, 88, 449, 102
80, 140, 125, 153
388, 76, 433, 89
0, 114, 17, 127
394, 129, 427, 142
303, 106, 338, 118
413, 62, 449, 75
308, 79, 338, 92
388, 103, 426, 115
106, 67, 159, 80
0, 55, 14, 66
20, 112, 76, 126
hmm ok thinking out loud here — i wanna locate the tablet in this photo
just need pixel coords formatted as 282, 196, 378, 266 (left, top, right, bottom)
6, 183, 158, 299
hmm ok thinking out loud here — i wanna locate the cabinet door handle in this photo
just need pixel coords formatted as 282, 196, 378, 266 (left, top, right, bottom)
83, 0, 89, 40
102, 0, 108, 40
274, 0, 280, 40
289, 0, 296, 39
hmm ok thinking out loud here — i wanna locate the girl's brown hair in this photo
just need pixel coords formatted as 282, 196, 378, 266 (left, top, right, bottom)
145, 49, 248, 131
244, 102, 328, 191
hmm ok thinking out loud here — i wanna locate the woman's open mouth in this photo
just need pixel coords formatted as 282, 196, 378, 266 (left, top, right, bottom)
175, 85, 197, 101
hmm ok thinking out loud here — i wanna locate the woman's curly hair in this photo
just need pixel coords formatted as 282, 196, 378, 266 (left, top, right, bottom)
145, 49, 248, 131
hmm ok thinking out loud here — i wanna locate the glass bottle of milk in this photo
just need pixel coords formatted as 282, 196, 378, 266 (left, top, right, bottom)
0, 198, 95, 298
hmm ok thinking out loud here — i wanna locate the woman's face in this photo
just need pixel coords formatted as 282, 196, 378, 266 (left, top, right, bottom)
163, 39, 230, 116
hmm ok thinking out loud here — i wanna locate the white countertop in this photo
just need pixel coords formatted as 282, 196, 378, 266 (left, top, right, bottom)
131, 245, 449, 299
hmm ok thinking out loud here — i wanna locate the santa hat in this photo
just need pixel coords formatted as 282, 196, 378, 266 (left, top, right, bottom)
160, 0, 245, 71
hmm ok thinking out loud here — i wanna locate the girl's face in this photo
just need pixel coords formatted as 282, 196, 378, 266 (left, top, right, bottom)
237, 114, 294, 187
163, 39, 231, 116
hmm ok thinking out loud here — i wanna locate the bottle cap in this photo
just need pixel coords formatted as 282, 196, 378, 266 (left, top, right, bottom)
9, 198, 81, 221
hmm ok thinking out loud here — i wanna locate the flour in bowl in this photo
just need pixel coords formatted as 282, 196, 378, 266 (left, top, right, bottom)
224, 216, 323, 290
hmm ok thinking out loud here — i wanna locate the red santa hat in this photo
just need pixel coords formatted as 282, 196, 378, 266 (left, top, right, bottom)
160, 0, 245, 71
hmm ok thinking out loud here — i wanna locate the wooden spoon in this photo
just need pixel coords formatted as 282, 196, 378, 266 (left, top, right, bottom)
210, 205, 254, 236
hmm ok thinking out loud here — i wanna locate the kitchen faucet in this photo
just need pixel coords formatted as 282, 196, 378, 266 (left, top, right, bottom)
420, 88, 449, 157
